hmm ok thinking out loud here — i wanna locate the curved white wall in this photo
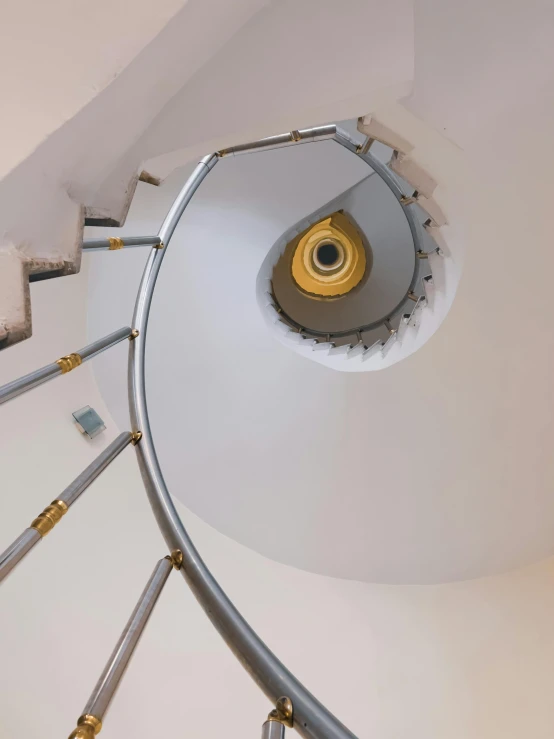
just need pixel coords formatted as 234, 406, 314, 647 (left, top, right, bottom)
1, 267, 554, 739
87, 134, 554, 585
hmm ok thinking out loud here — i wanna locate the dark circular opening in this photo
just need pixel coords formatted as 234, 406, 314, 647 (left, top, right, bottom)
316, 241, 340, 266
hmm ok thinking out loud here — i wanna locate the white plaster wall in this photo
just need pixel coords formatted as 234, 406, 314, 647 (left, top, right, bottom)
1, 268, 554, 738
101, 0, 413, 191
0, 0, 186, 181
0, 0, 411, 352
0, 0, 269, 350
406, 0, 554, 151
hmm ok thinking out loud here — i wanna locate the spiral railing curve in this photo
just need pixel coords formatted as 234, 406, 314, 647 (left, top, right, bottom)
0, 124, 436, 739
128, 141, 357, 739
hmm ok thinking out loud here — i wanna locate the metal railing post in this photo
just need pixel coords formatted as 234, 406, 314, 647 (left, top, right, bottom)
263, 722, 286, 739
0, 432, 137, 584
82, 236, 163, 252
67, 554, 179, 738
0, 327, 135, 406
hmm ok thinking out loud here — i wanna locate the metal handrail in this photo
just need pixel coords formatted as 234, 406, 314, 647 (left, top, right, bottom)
0, 431, 136, 584
268, 283, 422, 341
82, 236, 163, 251
128, 128, 374, 739
0, 124, 429, 738
222, 126, 426, 349
264, 133, 426, 344
0, 326, 133, 405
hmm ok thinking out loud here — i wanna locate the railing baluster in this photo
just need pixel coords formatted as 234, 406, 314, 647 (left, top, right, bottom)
82, 236, 163, 252
263, 722, 287, 739
67, 554, 179, 738
0, 432, 137, 584
0, 327, 135, 406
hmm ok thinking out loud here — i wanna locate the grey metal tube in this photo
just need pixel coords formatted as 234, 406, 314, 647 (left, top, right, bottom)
0, 326, 132, 405
76, 326, 133, 361
128, 154, 357, 739
81, 557, 173, 721
333, 126, 425, 294
262, 723, 286, 739
0, 432, 133, 584
0, 529, 41, 583
219, 125, 337, 157
58, 432, 133, 506
0, 361, 61, 405
82, 236, 162, 251
332, 126, 363, 153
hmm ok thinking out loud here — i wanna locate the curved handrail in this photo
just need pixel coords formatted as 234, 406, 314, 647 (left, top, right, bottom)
257, 128, 426, 344
128, 126, 408, 739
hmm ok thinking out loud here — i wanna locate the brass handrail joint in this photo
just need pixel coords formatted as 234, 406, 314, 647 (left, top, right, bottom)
56, 353, 82, 374
30, 499, 68, 537
268, 697, 294, 728
68, 714, 102, 738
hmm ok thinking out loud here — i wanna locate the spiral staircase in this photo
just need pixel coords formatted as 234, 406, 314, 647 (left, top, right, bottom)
0, 120, 453, 739
3, 3, 554, 739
